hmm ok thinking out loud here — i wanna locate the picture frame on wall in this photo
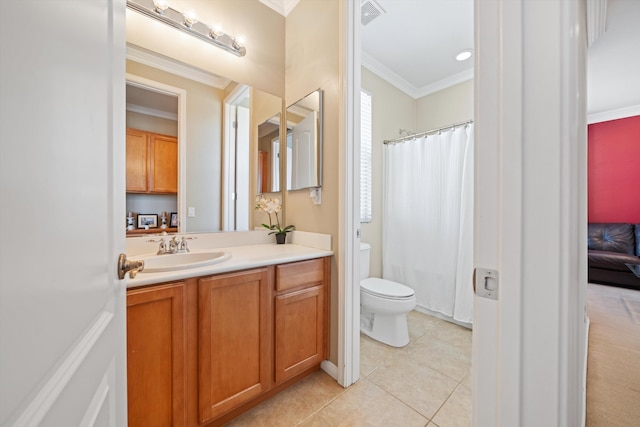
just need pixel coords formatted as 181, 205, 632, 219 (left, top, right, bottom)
170, 212, 178, 228
137, 214, 158, 229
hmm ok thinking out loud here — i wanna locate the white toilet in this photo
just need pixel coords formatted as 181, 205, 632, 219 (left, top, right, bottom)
360, 242, 416, 347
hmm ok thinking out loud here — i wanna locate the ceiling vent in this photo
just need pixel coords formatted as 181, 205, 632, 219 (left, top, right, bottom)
361, 0, 386, 26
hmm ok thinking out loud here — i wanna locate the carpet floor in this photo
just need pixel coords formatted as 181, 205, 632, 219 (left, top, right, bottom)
586, 283, 640, 426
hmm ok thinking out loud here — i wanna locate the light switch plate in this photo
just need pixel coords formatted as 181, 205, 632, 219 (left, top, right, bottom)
187, 207, 196, 217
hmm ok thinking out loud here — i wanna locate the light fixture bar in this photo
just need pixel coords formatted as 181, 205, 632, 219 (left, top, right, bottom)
126, 0, 246, 57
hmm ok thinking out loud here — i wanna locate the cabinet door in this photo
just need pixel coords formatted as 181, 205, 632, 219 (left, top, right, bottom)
126, 129, 148, 192
150, 134, 178, 193
274, 285, 324, 383
127, 282, 187, 427
198, 268, 271, 423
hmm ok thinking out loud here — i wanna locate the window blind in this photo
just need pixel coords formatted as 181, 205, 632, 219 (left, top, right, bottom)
360, 90, 372, 223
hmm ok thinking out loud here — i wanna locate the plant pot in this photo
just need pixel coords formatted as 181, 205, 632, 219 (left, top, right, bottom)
275, 233, 286, 245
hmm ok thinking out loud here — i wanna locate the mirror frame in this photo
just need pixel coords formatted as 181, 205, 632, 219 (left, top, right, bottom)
285, 89, 323, 191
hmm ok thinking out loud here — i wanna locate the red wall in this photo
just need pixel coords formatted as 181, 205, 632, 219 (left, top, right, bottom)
588, 115, 640, 223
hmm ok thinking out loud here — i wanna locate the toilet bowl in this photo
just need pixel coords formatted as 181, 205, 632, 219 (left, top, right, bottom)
360, 243, 416, 347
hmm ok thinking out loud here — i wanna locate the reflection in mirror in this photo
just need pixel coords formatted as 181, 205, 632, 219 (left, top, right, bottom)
257, 113, 281, 193
125, 82, 179, 236
125, 55, 282, 236
286, 90, 323, 191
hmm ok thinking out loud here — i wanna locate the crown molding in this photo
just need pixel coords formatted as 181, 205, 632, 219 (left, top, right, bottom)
361, 51, 420, 98
126, 44, 231, 89
283, 0, 302, 15
362, 51, 473, 99
587, 104, 640, 124
126, 103, 178, 121
413, 69, 474, 99
258, 0, 301, 16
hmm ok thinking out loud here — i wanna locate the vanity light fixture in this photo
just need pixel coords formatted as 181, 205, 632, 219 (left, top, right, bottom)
127, 0, 247, 57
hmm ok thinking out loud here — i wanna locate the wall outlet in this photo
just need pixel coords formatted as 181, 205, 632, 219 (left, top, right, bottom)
187, 207, 196, 217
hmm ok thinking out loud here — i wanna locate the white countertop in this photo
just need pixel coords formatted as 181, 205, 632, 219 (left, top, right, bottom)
126, 243, 333, 288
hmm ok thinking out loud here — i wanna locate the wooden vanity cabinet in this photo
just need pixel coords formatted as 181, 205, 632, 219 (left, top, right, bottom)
127, 281, 187, 427
126, 128, 178, 194
197, 268, 272, 424
126, 257, 330, 427
274, 258, 330, 383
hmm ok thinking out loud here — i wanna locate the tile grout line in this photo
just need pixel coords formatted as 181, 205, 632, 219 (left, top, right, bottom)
364, 377, 431, 424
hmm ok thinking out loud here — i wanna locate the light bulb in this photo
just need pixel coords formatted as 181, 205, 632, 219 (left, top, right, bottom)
209, 24, 224, 39
183, 10, 198, 27
152, 0, 168, 14
233, 35, 246, 49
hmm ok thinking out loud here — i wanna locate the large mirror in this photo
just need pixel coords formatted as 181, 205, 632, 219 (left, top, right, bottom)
124, 52, 283, 236
286, 89, 323, 190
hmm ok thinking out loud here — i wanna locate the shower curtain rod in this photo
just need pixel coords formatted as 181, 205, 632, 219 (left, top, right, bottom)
383, 120, 473, 145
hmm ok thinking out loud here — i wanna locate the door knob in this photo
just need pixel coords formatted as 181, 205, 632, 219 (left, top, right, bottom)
117, 253, 144, 279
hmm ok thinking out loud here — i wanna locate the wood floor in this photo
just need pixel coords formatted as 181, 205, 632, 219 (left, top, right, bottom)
586, 283, 640, 426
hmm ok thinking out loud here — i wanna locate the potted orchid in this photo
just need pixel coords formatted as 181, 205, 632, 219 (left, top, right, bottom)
255, 196, 295, 244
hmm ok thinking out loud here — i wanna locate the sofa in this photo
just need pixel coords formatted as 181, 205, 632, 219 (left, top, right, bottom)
588, 223, 640, 290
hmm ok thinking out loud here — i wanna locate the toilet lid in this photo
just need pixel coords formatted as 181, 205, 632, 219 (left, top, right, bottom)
361, 278, 415, 299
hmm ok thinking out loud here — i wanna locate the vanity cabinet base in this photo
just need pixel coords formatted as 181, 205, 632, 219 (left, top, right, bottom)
127, 281, 187, 427
126, 257, 331, 426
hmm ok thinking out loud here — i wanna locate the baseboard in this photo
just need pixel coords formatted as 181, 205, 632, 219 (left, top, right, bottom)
414, 305, 473, 329
582, 315, 590, 427
321, 360, 338, 380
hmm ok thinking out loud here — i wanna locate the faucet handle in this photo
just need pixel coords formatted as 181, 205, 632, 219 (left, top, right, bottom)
156, 238, 167, 255
179, 237, 190, 252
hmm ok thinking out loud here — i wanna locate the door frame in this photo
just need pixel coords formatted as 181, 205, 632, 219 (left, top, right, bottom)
340, 0, 588, 424
472, 0, 588, 425
125, 73, 188, 231
338, 0, 361, 387
222, 84, 250, 231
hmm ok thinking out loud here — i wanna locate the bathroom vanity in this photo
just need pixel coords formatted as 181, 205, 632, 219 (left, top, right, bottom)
125, 240, 331, 427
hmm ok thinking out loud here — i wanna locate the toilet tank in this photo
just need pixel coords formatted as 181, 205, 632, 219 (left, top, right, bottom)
359, 242, 371, 280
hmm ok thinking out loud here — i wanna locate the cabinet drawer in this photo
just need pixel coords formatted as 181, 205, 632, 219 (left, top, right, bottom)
275, 258, 324, 292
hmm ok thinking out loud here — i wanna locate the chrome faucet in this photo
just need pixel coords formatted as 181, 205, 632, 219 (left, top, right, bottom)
153, 236, 191, 255
168, 236, 179, 253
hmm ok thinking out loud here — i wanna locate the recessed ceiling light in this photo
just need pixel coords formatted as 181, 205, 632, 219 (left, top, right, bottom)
456, 49, 473, 61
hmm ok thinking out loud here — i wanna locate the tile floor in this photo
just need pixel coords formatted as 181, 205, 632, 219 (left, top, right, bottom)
225, 310, 472, 427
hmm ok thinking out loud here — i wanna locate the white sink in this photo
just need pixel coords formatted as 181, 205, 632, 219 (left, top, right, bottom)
139, 251, 231, 273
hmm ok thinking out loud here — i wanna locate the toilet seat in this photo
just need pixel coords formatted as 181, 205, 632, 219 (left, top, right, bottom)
361, 278, 415, 300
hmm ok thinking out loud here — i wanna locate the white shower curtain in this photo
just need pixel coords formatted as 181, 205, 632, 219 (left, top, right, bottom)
382, 124, 474, 324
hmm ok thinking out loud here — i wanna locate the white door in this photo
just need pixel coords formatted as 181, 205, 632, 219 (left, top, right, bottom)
0, 1, 127, 426
236, 106, 250, 230
473, 0, 588, 425
291, 111, 318, 189
222, 85, 250, 231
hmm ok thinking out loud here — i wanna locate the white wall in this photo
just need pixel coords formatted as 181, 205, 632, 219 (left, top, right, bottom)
360, 68, 415, 278
361, 67, 473, 278
285, 0, 341, 364
416, 79, 473, 131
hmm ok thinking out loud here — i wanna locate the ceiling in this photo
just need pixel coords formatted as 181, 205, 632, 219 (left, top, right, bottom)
133, 0, 639, 121
587, 0, 640, 119
359, 0, 473, 99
